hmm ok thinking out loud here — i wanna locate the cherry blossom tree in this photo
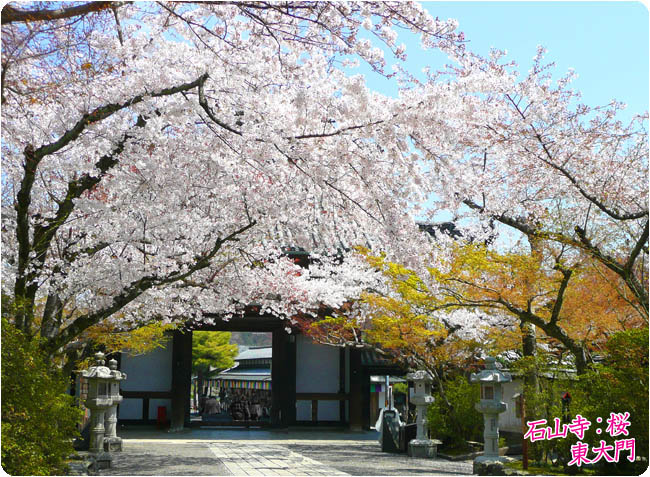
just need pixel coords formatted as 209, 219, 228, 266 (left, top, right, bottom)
1, 2, 464, 360
396, 47, 648, 328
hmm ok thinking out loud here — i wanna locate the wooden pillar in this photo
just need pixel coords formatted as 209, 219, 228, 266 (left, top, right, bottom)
272, 329, 297, 427
361, 368, 371, 430
143, 398, 150, 423
349, 348, 363, 431
287, 334, 296, 425
170, 330, 192, 431
339, 347, 346, 424
271, 329, 296, 427
311, 400, 318, 422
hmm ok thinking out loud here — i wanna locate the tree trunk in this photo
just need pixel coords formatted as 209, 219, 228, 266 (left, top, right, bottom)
520, 319, 538, 392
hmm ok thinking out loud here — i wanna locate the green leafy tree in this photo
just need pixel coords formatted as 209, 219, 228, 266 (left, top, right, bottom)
514, 329, 648, 474
426, 375, 483, 450
1, 318, 82, 475
564, 328, 649, 474
192, 331, 238, 404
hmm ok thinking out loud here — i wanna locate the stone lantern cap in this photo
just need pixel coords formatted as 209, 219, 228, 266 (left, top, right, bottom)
108, 358, 127, 381
81, 352, 112, 380
406, 370, 434, 382
470, 357, 512, 384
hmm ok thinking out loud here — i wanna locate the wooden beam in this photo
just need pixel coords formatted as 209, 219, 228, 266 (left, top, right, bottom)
121, 391, 173, 399
296, 393, 349, 401
196, 314, 288, 332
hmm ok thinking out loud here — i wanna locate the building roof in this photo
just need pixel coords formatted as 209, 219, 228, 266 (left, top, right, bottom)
361, 349, 406, 375
216, 368, 271, 381
370, 375, 406, 383
235, 347, 272, 361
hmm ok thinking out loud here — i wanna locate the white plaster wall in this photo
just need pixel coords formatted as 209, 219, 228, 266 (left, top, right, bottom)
499, 380, 523, 433
378, 390, 386, 410
318, 401, 339, 421
295, 336, 341, 422
295, 335, 339, 393
120, 338, 173, 392
118, 398, 142, 420
295, 400, 340, 421
296, 400, 311, 421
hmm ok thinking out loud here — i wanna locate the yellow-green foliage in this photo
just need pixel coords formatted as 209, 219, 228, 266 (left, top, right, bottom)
192, 331, 238, 374
2, 318, 82, 475
426, 375, 482, 449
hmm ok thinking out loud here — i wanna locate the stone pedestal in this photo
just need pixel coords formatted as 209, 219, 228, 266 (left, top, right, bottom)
78, 352, 127, 468
473, 457, 517, 475
93, 452, 113, 470
104, 359, 126, 452
104, 436, 123, 452
82, 352, 118, 468
89, 408, 108, 454
103, 405, 122, 451
476, 400, 506, 459
470, 357, 512, 473
409, 438, 442, 458
406, 370, 438, 459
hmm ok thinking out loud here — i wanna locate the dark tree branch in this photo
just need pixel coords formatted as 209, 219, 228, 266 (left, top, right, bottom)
575, 225, 649, 314
197, 78, 242, 136
550, 265, 573, 324
2, 2, 114, 24
496, 298, 590, 374
626, 219, 649, 273
46, 219, 257, 353
505, 94, 648, 222
111, 4, 124, 46
463, 198, 648, 316
33, 73, 209, 161
13, 74, 208, 335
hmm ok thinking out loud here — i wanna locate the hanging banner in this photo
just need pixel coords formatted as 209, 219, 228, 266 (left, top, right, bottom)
219, 379, 271, 390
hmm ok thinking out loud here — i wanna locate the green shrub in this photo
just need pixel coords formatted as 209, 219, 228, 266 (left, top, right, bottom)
515, 329, 648, 474
563, 328, 649, 474
1, 318, 82, 475
511, 354, 566, 465
426, 375, 482, 449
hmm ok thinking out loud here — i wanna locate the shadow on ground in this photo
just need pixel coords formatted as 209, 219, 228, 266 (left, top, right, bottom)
287, 442, 473, 476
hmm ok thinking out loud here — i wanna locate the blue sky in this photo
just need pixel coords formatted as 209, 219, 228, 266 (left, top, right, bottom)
360, 2, 649, 120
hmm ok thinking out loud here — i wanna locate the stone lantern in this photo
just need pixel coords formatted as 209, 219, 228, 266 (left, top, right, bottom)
81, 352, 113, 468
104, 358, 126, 452
470, 356, 512, 466
405, 370, 441, 458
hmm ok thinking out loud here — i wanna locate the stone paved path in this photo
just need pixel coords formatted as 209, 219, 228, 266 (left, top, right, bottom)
209, 442, 349, 476
99, 428, 474, 476
102, 441, 230, 475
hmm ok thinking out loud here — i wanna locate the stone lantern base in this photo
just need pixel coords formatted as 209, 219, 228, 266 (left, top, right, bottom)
104, 436, 123, 452
408, 439, 442, 458
472, 455, 515, 475
91, 451, 113, 470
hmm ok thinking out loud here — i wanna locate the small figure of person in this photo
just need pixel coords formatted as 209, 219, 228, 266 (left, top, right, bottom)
199, 393, 207, 414
250, 400, 262, 421
204, 395, 219, 415
229, 398, 247, 421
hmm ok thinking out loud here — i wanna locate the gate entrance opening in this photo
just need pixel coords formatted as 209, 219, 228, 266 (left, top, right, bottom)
191, 331, 272, 428
117, 313, 392, 430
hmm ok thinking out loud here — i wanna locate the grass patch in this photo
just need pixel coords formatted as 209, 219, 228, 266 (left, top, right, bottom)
505, 460, 599, 475
440, 447, 475, 456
